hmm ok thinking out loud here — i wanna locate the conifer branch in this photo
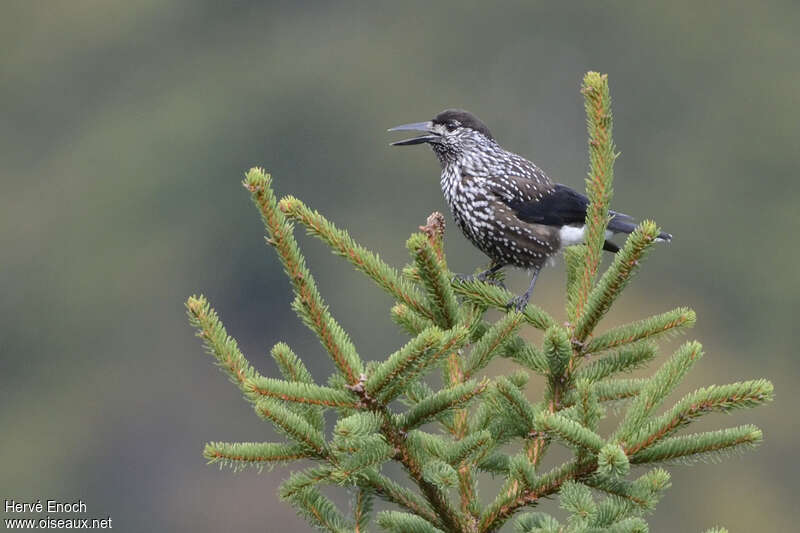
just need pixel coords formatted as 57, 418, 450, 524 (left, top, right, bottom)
377, 511, 446, 533
403, 264, 423, 283
508, 454, 539, 491
574, 379, 602, 433
347, 400, 466, 532
465, 311, 524, 378
480, 460, 594, 532
203, 441, 311, 470
283, 485, 351, 533
543, 325, 572, 379
573, 221, 659, 342
476, 453, 510, 475
615, 341, 704, 442
408, 233, 461, 328
186, 295, 260, 401
330, 436, 394, 481
535, 411, 606, 452
279, 466, 336, 498
190, 75, 773, 533
392, 303, 436, 335
354, 488, 373, 533
542, 325, 572, 415
244, 168, 362, 384
630, 425, 763, 464
402, 380, 438, 407
270, 342, 314, 383
383, 421, 468, 533
494, 377, 542, 435
564, 245, 587, 322
447, 430, 493, 466
588, 517, 649, 532
397, 380, 488, 431
575, 343, 657, 383
501, 339, 549, 375
624, 379, 773, 455
360, 469, 443, 528
593, 379, 646, 403
583, 307, 696, 354
458, 465, 481, 521
515, 512, 562, 532
558, 480, 596, 525
333, 411, 383, 440
254, 398, 328, 455
422, 459, 460, 489
270, 342, 325, 430
573, 71, 616, 322
451, 279, 554, 330
597, 443, 630, 477
248, 376, 359, 408
405, 430, 449, 461
419, 211, 448, 266
463, 304, 489, 342
366, 326, 469, 403
585, 467, 671, 513
279, 466, 354, 532
279, 195, 435, 322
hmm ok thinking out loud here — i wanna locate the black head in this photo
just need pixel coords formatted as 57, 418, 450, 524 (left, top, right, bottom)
388, 109, 494, 147
432, 109, 494, 140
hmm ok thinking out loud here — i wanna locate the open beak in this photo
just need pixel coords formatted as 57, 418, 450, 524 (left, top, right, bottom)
388, 121, 438, 146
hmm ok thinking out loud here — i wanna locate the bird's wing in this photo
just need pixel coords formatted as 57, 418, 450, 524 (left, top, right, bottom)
478, 153, 554, 203
493, 182, 636, 228
509, 184, 590, 226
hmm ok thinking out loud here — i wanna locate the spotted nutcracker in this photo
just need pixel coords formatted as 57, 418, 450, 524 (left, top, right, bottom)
389, 109, 671, 310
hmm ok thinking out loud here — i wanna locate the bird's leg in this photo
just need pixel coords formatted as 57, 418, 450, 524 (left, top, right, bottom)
454, 263, 505, 287
506, 264, 541, 312
477, 263, 505, 288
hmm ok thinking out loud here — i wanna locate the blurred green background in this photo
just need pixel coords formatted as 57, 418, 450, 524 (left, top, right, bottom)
2, 1, 798, 531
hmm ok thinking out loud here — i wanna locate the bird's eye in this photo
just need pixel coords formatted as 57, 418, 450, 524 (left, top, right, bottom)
446, 120, 460, 131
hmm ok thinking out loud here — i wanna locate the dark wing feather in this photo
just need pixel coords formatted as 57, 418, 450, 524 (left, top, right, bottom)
496, 181, 651, 234
526, 184, 590, 226
502, 183, 632, 227
492, 179, 672, 242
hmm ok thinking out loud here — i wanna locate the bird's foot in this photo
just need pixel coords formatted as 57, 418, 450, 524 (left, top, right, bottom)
453, 273, 476, 283
478, 273, 506, 289
505, 292, 530, 313
453, 271, 506, 289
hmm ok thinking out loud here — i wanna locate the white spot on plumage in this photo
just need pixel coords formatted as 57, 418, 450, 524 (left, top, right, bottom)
559, 226, 613, 247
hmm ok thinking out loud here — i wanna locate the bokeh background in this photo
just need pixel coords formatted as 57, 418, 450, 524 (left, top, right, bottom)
2, 1, 798, 531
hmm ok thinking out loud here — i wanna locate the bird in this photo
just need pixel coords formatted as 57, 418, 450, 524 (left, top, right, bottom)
388, 109, 671, 311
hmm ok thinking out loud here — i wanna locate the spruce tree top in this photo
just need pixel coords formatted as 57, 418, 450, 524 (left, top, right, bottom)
187, 72, 772, 533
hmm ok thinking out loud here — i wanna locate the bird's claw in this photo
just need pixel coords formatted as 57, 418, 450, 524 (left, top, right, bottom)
479, 276, 506, 289
454, 272, 506, 289
505, 293, 530, 313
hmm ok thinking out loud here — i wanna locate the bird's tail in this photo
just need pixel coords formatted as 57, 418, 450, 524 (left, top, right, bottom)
608, 212, 672, 242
